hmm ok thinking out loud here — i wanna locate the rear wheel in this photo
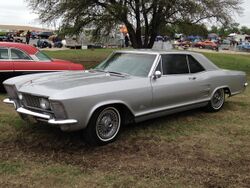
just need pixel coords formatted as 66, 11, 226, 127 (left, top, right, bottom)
83, 106, 121, 146
206, 88, 225, 112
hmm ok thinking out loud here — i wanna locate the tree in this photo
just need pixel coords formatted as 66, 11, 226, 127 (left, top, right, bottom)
227, 22, 240, 33
159, 23, 208, 38
27, 0, 243, 48
240, 26, 250, 35
176, 22, 208, 37
210, 26, 218, 34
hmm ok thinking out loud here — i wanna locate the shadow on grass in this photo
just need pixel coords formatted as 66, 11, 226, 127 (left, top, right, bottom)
0, 98, 246, 168
5, 107, 206, 151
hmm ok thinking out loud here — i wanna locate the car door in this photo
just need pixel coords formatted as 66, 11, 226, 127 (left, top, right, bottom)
151, 54, 206, 110
11, 48, 37, 76
12, 48, 70, 73
186, 54, 209, 100
0, 47, 14, 82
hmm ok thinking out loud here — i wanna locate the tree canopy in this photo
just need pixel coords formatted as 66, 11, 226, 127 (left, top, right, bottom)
27, 0, 243, 48
209, 23, 250, 36
160, 22, 208, 38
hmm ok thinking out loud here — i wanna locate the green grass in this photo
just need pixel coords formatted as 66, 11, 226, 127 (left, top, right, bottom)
203, 52, 250, 74
0, 49, 250, 187
44, 49, 250, 74
44, 49, 115, 69
0, 162, 23, 175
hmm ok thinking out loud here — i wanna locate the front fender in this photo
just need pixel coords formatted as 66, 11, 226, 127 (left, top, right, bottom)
86, 100, 135, 126
60, 97, 136, 131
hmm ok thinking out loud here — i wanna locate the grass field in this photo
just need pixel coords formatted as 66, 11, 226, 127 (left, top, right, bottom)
0, 49, 250, 187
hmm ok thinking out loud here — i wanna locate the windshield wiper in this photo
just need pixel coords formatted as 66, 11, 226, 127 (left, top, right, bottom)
92, 69, 129, 76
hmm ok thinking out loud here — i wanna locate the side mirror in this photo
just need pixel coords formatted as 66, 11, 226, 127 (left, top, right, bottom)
153, 71, 162, 79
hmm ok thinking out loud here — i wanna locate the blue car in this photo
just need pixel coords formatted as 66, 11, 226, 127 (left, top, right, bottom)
238, 42, 250, 51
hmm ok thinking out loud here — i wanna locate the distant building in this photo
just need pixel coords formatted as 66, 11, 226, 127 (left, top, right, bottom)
228, 33, 249, 42
0, 24, 52, 32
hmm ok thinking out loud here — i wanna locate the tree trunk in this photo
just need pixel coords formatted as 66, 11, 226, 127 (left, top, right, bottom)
135, 0, 143, 48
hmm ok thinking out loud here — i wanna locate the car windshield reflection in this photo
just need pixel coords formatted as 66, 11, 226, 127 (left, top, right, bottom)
95, 52, 157, 77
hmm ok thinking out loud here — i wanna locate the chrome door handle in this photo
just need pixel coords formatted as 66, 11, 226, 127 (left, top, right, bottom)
189, 77, 196, 80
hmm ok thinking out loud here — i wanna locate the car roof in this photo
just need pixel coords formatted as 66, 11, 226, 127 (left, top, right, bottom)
115, 49, 219, 71
115, 49, 202, 56
0, 42, 38, 55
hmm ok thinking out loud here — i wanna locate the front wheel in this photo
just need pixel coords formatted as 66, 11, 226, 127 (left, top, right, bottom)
206, 88, 225, 112
83, 106, 121, 146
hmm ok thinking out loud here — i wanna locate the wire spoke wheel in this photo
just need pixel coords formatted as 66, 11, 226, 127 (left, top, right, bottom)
211, 89, 225, 110
95, 107, 121, 142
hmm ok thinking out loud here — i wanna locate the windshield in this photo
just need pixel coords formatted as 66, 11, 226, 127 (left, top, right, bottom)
95, 52, 156, 77
35, 51, 52, 61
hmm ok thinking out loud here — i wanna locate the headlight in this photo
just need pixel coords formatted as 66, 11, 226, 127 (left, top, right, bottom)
18, 93, 23, 100
39, 98, 51, 110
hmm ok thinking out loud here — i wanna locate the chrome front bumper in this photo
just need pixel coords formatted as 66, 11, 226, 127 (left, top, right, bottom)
3, 98, 77, 125
3, 98, 16, 108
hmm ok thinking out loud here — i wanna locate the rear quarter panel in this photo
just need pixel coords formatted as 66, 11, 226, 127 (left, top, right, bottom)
206, 69, 247, 96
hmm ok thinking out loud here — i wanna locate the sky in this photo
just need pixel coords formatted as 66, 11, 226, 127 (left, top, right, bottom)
0, 0, 250, 28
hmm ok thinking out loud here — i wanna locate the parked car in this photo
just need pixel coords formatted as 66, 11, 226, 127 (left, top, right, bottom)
37, 39, 52, 48
220, 39, 231, 50
54, 41, 63, 48
237, 42, 250, 51
37, 32, 54, 39
0, 42, 84, 89
31, 32, 39, 39
3, 50, 248, 145
0, 36, 8, 41
65, 37, 82, 49
13, 37, 23, 43
178, 40, 192, 49
195, 40, 218, 50
87, 43, 105, 49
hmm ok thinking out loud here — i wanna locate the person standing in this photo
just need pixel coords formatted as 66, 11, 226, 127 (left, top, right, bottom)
26, 30, 31, 44
125, 34, 130, 47
120, 32, 125, 48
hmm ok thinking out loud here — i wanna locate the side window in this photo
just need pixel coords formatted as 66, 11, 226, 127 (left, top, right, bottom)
10, 49, 31, 60
0, 48, 9, 59
188, 55, 205, 73
162, 54, 189, 75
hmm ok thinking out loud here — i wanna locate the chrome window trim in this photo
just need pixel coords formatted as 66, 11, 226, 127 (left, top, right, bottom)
187, 54, 206, 74
9, 47, 34, 61
148, 53, 161, 77
186, 55, 191, 73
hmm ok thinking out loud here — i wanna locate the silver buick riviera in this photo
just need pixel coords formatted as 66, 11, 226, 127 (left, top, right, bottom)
3, 50, 248, 145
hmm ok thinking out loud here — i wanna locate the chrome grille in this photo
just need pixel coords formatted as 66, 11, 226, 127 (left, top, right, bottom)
23, 94, 41, 108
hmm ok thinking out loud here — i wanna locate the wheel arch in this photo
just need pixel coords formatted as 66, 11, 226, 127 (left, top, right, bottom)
223, 87, 231, 96
86, 101, 135, 127
210, 85, 231, 99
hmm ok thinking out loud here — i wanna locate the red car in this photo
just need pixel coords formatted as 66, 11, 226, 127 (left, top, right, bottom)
194, 40, 218, 50
0, 42, 84, 88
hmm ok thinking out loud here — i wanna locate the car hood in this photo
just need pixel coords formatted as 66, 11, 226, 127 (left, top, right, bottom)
18, 71, 130, 96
